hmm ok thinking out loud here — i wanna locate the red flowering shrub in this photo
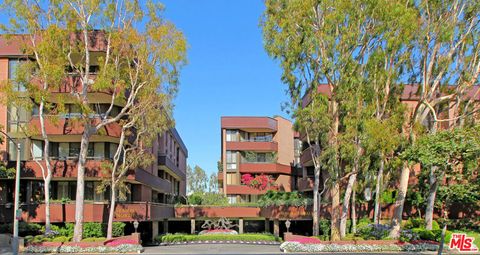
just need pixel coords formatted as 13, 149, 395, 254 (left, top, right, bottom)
105, 239, 139, 246
241, 174, 276, 190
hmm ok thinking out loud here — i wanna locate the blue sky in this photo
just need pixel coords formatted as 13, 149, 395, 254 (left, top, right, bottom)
161, 0, 291, 175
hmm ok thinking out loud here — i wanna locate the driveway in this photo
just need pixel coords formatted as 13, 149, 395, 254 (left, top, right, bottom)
142, 244, 441, 255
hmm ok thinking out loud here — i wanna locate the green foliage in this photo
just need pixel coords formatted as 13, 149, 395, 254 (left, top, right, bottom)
319, 219, 331, 237
186, 192, 228, 206
187, 165, 209, 194
0, 222, 42, 236
83, 223, 103, 238
156, 233, 280, 243
52, 236, 71, 243
81, 237, 107, 242
111, 222, 126, 237
380, 189, 397, 204
257, 190, 312, 207
0, 164, 15, 178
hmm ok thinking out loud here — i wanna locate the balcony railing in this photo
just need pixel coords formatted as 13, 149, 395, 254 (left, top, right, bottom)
158, 153, 186, 179
240, 137, 273, 142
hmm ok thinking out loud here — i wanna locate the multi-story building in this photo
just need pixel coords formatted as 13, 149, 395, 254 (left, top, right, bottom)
219, 116, 301, 203
0, 34, 187, 240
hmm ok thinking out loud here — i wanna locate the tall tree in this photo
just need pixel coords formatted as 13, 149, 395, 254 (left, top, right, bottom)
208, 172, 218, 193
262, 0, 414, 240
390, 0, 480, 237
186, 165, 208, 194
0, 4, 70, 232
293, 92, 330, 236
2, 0, 186, 241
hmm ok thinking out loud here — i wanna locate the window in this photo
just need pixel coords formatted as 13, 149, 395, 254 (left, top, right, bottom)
109, 143, 118, 159
8, 106, 29, 132
8, 59, 26, 92
85, 181, 94, 201
32, 140, 43, 159
59, 143, 69, 158
69, 143, 81, 157
9, 139, 26, 161
226, 173, 237, 185
227, 195, 237, 204
94, 143, 105, 159
226, 130, 238, 142
50, 142, 59, 158
226, 151, 237, 170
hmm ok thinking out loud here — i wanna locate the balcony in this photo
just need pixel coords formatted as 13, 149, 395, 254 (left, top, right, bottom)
135, 168, 172, 194
300, 147, 313, 164
226, 141, 278, 151
239, 163, 291, 174
221, 117, 277, 132
0, 201, 174, 223
29, 116, 122, 138
23, 159, 119, 178
158, 154, 186, 180
297, 177, 314, 191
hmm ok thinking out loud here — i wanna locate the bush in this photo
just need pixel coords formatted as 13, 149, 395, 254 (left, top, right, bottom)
83, 223, 103, 238
357, 224, 391, 240
82, 237, 107, 242
404, 218, 424, 229
319, 219, 330, 237
187, 192, 203, 205
52, 236, 70, 242
112, 222, 125, 237
156, 233, 280, 243
258, 190, 311, 207
0, 222, 42, 236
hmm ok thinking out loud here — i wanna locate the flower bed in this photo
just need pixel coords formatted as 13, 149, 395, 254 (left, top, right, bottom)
280, 241, 441, 253
23, 234, 141, 253
24, 244, 143, 253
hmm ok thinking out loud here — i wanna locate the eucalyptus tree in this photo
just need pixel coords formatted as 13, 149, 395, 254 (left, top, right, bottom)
262, 0, 414, 240
390, 0, 480, 236
293, 92, 330, 236
2, 0, 186, 241
0, 2, 70, 232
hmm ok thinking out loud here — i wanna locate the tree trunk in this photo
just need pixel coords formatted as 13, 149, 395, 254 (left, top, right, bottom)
73, 129, 92, 242
312, 165, 320, 236
330, 180, 341, 241
351, 187, 357, 234
425, 167, 439, 230
107, 184, 116, 239
340, 172, 357, 238
374, 157, 384, 225
39, 99, 52, 231
389, 162, 410, 238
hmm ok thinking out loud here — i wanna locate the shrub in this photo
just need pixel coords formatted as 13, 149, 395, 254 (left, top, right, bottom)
187, 192, 203, 205
404, 218, 425, 229
156, 233, 280, 243
24, 244, 142, 253
0, 222, 43, 236
82, 237, 107, 242
357, 224, 391, 240
319, 219, 330, 237
258, 190, 311, 207
52, 236, 70, 243
111, 222, 126, 237
83, 223, 103, 238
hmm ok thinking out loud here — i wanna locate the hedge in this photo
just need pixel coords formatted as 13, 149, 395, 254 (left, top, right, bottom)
156, 233, 281, 243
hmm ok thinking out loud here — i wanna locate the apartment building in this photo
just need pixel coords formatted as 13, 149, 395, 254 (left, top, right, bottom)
0, 34, 187, 236
219, 116, 301, 203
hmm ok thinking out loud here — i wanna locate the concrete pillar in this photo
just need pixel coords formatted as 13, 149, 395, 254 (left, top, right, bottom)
163, 219, 169, 234
152, 221, 159, 241
239, 218, 244, 234
273, 219, 280, 238
265, 218, 270, 233
190, 219, 195, 234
